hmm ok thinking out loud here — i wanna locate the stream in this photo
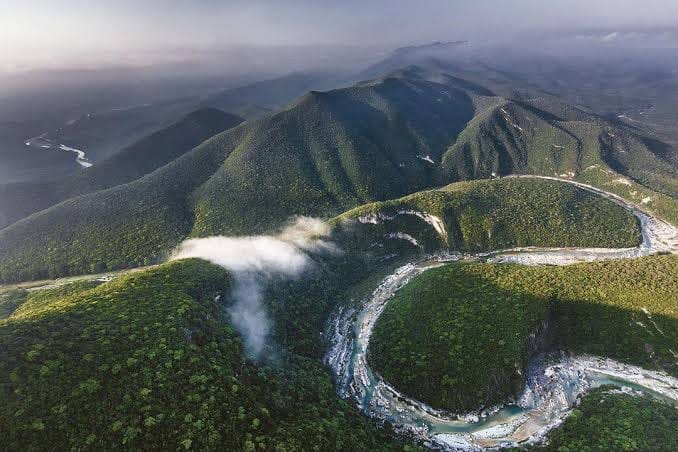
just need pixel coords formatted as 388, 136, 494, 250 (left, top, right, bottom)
324, 176, 678, 450
24, 133, 92, 168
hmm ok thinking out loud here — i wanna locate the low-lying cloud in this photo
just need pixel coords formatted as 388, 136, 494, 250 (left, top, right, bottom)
171, 217, 337, 358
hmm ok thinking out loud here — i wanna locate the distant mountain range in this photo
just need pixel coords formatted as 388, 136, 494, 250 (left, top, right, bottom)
203, 71, 351, 119
1, 37, 678, 452
0, 62, 675, 283
0, 108, 243, 230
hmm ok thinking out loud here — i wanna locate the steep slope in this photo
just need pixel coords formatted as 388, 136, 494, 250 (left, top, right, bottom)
191, 76, 476, 236
440, 100, 585, 180
0, 259, 401, 450
0, 68, 675, 284
439, 96, 678, 222
440, 97, 677, 187
366, 48, 678, 169
0, 108, 243, 229
333, 177, 641, 259
370, 256, 678, 412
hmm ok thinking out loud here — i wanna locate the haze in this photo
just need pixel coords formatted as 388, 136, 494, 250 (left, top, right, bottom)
3, 0, 678, 74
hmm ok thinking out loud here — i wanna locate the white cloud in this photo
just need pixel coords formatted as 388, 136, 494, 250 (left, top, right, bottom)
171, 217, 337, 358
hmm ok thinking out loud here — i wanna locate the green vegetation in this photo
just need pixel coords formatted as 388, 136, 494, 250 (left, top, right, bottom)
440, 100, 583, 181
369, 256, 678, 412
439, 99, 678, 225
577, 161, 678, 226
0, 108, 243, 229
534, 386, 678, 451
0, 289, 27, 320
190, 76, 476, 236
0, 74, 479, 284
0, 124, 251, 283
0, 176, 642, 285
0, 60, 674, 452
336, 177, 641, 256
0, 259, 405, 450
0, 69, 674, 284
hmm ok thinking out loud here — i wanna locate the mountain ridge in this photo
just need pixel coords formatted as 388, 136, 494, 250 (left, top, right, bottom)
0, 108, 243, 229
0, 67, 675, 283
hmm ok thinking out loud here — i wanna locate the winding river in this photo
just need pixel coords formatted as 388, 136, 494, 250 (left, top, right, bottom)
24, 133, 92, 168
324, 176, 678, 450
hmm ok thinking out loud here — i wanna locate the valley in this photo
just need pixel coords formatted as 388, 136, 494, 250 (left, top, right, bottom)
2, 173, 676, 450
24, 133, 92, 168
1, 20, 678, 450
2, 66, 676, 285
326, 181, 678, 449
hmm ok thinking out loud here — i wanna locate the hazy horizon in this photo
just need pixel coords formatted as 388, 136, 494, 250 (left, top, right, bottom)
3, 0, 678, 75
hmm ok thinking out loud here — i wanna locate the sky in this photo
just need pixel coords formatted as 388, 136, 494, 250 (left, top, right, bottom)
2, 0, 678, 73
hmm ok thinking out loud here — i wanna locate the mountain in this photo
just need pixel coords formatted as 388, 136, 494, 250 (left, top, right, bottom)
0, 67, 675, 283
438, 95, 678, 199
1, 34, 677, 452
360, 43, 678, 165
0, 73, 476, 282
370, 255, 678, 413
39, 98, 203, 163
191, 74, 478, 236
0, 177, 665, 450
332, 177, 641, 258
0, 108, 243, 229
0, 175, 650, 447
0, 258, 400, 450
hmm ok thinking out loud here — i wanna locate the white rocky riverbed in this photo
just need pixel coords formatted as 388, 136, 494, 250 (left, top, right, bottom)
324, 176, 678, 450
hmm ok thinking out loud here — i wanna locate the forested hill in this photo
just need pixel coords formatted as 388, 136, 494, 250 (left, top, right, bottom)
369, 256, 678, 413
0, 259, 402, 450
0, 73, 481, 282
0, 108, 243, 229
189, 75, 477, 236
0, 68, 675, 283
439, 97, 678, 199
333, 177, 641, 258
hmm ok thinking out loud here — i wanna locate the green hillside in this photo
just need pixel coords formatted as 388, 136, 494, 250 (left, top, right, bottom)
369, 256, 678, 413
0, 124, 251, 283
440, 100, 584, 180
0, 174, 641, 284
0, 259, 403, 451
439, 97, 678, 223
439, 96, 678, 192
0, 108, 243, 229
190, 76, 476, 236
0, 68, 674, 284
0, 74, 479, 283
334, 177, 641, 257
534, 387, 678, 451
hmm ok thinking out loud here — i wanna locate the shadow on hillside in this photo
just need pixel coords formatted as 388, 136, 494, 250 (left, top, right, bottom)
368, 263, 678, 413
550, 297, 678, 376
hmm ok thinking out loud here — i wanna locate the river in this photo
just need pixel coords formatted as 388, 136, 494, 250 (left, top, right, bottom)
324, 176, 678, 450
24, 133, 92, 168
